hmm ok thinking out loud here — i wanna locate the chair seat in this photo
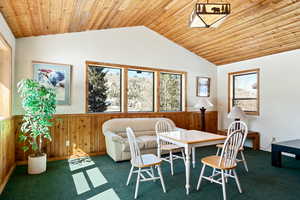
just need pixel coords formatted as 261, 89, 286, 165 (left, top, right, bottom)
161, 144, 182, 151
201, 155, 237, 170
216, 143, 244, 151
131, 154, 162, 168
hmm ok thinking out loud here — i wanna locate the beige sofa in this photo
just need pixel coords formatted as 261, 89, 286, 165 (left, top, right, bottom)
102, 117, 184, 162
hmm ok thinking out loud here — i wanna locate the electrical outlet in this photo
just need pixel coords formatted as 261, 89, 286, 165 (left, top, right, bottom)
66, 140, 70, 146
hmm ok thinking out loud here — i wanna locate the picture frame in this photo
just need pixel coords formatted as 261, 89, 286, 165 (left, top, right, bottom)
196, 77, 210, 97
33, 61, 71, 105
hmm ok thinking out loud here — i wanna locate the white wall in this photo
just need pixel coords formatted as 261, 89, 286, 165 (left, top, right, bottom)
14, 26, 217, 114
0, 12, 16, 115
217, 49, 300, 151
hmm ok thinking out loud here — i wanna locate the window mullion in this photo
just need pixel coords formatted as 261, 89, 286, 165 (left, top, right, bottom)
155, 72, 160, 112
122, 68, 128, 113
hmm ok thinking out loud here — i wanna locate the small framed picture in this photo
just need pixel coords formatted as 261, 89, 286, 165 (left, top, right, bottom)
33, 61, 71, 105
196, 77, 210, 97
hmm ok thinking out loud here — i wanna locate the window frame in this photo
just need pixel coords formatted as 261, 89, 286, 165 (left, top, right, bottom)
127, 69, 155, 112
159, 72, 183, 112
86, 65, 122, 113
228, 68, 260, 115
85, 61, 187, 113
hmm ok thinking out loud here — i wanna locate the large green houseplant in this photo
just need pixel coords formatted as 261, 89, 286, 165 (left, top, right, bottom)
18, 79, 56, 174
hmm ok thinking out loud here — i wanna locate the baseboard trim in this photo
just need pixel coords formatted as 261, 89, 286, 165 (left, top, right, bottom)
16, 151, 107, 166
0, 164, 16, 194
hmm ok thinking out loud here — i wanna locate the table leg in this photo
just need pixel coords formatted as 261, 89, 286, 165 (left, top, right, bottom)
272, 150, 282, 167
192, 147, 196, 168
185, 146, 191, 195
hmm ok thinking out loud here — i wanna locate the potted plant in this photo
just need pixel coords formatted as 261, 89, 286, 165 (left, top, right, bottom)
18, 79, 56, 174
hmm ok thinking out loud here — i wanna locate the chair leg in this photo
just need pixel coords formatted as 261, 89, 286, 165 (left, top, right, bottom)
157, 165, 166, 193
240, 151, 249, 172
197, 164, 206, 190
134, 168, 141, 199
221, 170, 227, 200
181, 149, 186, 163
211, 147, 221, 179
150, 166, 156, 182
233, 169, 242, 193
126, 165, 134, 185
170, 151, 174, 176
216, 147, 221, 156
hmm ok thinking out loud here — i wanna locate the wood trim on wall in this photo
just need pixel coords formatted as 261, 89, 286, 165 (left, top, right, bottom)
85, 61, 187, 113
14, 111, 218, 162
228, 68, 260, 115
0, 119, 15, 194
0, 32, 12, 118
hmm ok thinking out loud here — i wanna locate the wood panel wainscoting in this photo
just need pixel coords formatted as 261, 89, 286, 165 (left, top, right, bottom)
14, 111, 218, 163
0, 118, 15, 194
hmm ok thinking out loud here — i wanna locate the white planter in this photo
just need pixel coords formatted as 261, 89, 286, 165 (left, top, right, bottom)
28, 153, 47, 174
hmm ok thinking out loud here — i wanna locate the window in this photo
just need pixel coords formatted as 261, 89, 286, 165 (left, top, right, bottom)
85, 61, 186, 113
228, 69, 260, 115
128, 70, 154, 112
87, 66, 121, 112
160, 73, 182, 111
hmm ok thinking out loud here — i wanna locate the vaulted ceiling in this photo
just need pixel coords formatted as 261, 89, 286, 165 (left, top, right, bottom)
0, 0, 299, 65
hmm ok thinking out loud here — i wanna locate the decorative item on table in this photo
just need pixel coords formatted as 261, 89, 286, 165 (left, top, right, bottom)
228, 106, 246, 129
228, 106, 246, 121
33, 61, 71, 105
189, 1, 231, 28
196, 77, 210, 97
17, 79, 56, 174
194, 98, 213, 131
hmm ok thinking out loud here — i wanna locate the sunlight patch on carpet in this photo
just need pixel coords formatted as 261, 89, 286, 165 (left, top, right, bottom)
86, 167, 108, 188
68, 157, 95, 171
86, 189, 120, 200
72, 172, 90, 195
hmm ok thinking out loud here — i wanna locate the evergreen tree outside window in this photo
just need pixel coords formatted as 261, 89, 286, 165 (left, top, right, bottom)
128, 70, 154, 112
87, 66, 121, 112
160, 73, 182, 111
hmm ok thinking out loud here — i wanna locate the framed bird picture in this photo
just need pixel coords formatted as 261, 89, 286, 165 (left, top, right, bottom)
33, 61, 71, 105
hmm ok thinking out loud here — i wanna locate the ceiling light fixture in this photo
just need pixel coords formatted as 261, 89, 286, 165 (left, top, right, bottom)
189, 1, 231, 28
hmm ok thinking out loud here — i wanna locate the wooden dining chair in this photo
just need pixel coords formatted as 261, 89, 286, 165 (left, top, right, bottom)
155, 119, 185, 176
126, 127, 166, 199
197, 130, 244, 200
216, 121, 249, 172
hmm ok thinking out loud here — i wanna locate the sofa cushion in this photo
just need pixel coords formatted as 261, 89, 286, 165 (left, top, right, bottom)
118, 130, 156, 138
122, 138, 144, 152
138, 135, 158, 149
102, 117, 176, 133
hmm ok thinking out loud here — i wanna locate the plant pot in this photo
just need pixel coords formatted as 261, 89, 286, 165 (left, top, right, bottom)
28, 153, 47, 174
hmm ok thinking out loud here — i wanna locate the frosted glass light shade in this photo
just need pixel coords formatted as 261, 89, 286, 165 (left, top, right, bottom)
228, 106, 246, 119
194, 98, 213, 109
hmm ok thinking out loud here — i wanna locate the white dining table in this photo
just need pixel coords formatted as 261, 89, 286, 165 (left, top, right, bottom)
157, 130, 226, 195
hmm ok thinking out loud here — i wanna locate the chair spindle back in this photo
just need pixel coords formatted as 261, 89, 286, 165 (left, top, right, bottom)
126, 127, 143, 166
155, 120, 175, 145
219, 130, 244, 168
227, 120, 248, 148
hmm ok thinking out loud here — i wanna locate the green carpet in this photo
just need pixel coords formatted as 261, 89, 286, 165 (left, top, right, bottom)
1, 147, 300, 200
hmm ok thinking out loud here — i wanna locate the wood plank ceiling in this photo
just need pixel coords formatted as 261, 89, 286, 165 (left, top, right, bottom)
0, 0, 299, 65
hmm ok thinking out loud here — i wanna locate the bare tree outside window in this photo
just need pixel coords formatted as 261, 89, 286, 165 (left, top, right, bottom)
128, 70, 154, 112
160, 73, 182, 112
